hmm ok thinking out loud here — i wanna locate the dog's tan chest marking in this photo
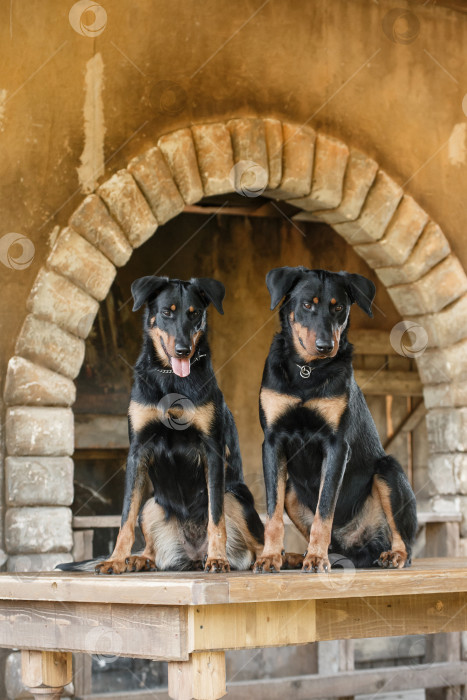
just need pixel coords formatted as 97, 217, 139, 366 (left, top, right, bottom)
260, 388, 301, 426
304, 395, 347, 430
129, 399, 215, 434
261, 389, 347, 430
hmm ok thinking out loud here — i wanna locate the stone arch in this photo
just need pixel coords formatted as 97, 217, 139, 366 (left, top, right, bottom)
3, 117, 467, 565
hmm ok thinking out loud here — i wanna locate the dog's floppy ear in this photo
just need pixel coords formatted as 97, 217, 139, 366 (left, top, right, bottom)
339, 272, 376, 318
266, 266, 303, 310
131, 276, 168, 311
191, 277, 225, 315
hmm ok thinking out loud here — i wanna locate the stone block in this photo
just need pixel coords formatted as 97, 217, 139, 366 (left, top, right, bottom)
423, 381, 467, 408
27, 268, 99, 338
426, 408, 467, 453
375, 221, 450, 287
409, 293, 467, 348
263, 118, 283, 189
15, 315, 85, 379
271, 123, 315, 198
47, 227, 116, 301
427, 453, 457, 495
417, 338, 467, 384
289, 134, 348, 211
191, 122, 234, 196
316, 149, 378, 225
388, 254, 467, 316
354, 196, 428, 268
158, 127, 204, 204
5, 506, 73, 553
4, 356, 76, 406
6, 552, 73, 573
6, 456, 73, 506
334, 170, 403, 244
5, 406, 74, 456
98, 170, 158, 247
128, 146, 185, 223
69, 193, 132, 267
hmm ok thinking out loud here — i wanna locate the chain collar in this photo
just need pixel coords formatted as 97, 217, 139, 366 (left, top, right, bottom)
295, 363, 316, 379
154, 352, 207, 374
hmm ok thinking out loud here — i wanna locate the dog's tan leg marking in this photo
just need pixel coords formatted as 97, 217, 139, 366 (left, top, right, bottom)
95, 475, 147, 575
255, 462, 286, 572
374, 475, 408, 569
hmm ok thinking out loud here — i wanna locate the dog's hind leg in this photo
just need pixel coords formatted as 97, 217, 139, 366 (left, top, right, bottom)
374, 456, 417, 569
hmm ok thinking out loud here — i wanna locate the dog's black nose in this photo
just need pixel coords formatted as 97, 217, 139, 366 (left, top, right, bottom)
316, 340, 334, 355
175, 344, 191, 358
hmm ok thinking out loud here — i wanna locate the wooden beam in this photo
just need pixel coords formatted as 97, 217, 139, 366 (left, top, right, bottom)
354, 369, 422, 396
73, 515, 121, 529
74, 414, 129, 450
168, 652, 226, 700
188, 592, 467, 652
348, 329, 397, 355
384, 401, 427, 451
1, 601, 188, 660
78, 663, 467, 700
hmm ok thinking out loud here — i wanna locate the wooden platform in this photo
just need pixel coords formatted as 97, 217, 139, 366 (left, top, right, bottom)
2, 558, 467, 699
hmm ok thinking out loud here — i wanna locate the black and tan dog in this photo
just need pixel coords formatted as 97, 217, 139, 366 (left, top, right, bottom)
60, 275, 264, 574
254, 266, 417, 574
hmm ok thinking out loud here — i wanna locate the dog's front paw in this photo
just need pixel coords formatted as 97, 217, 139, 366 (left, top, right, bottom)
302, 552, 330, 573
95, 559, 129, 575
204, 556, 230, 573
254, 553, 283, 573
377, 550, 408, 569
125, 555, 156, 572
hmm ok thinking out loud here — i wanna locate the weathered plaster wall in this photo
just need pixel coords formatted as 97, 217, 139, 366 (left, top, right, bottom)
1, 0, 466, 375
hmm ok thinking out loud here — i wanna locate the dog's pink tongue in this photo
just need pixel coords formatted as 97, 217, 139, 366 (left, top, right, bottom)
170, 357, 191, 377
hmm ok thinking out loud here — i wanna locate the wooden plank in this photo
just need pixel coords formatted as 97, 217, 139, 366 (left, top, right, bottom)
348, 330, 396, 355
188, 592, 467, 651
2, 559, 467, 607
79, 663, 467, 700
0, 600, 188, 660
71, 511, 456, 532
74, 414, 129, 450
73, 515, 121, 529
316, 592, 467, 641
418, 512, 462, 524
188, 600, 317, 651
354, 369, 422, 396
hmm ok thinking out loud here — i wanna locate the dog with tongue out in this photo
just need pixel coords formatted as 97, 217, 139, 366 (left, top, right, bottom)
57, 275, 265, 575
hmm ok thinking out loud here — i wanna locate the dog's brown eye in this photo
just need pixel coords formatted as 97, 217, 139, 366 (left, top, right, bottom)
335, 305, 343, 312
161, 309, 172, 318
303, 302, 312, 310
